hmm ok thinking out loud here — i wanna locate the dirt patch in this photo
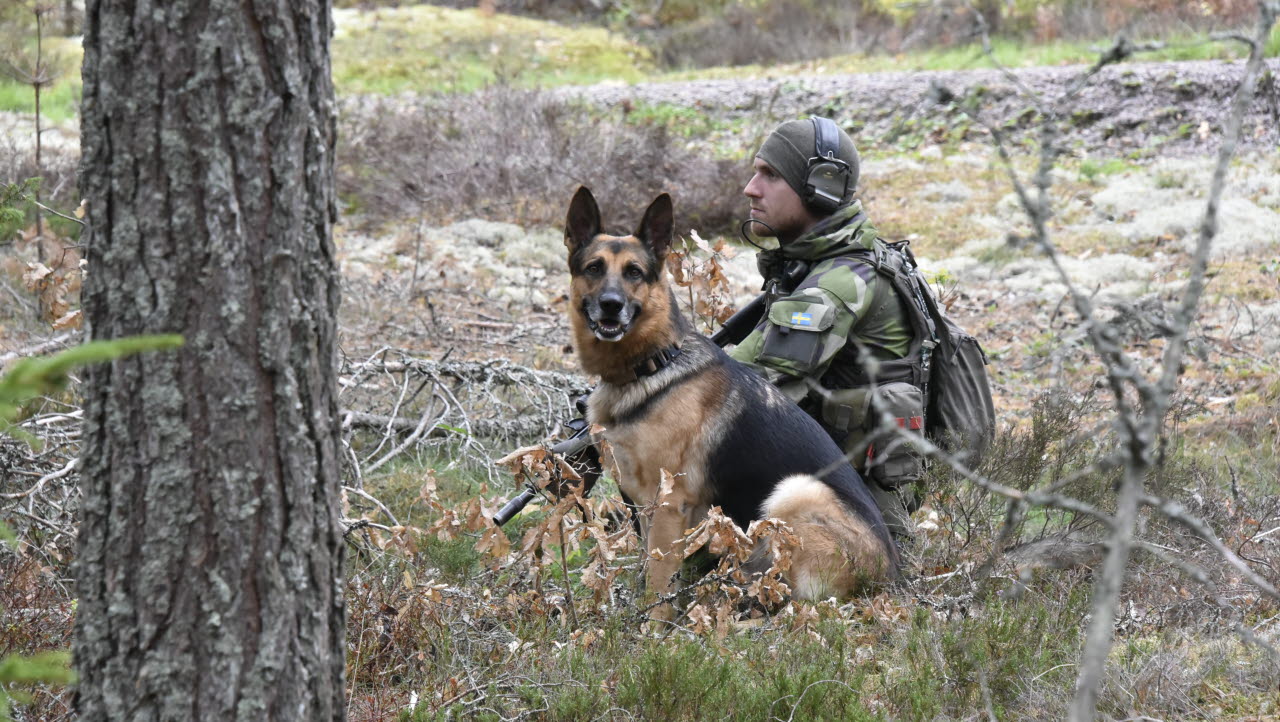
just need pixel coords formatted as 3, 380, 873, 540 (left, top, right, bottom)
562, 59, 1280, 157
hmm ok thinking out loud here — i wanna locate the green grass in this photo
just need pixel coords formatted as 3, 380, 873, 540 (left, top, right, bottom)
0, 36, 82, 123
3, 9, 1274, 116
621, 101, 722, 139
666, 26, 1280, 82
891, 595, 1087, 718
4, 6, 656, 113
404, 618, 883, 721
1079, 157, 1136, 183
331, 6, 653, 95
0, 80, 70, 121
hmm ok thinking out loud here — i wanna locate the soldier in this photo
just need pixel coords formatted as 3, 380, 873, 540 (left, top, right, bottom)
729, 116, 920, 544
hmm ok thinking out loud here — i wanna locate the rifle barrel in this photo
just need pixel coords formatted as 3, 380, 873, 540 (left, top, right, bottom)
493, 487, 538, 527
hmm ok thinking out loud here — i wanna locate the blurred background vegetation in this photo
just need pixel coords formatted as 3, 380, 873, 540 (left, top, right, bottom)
8, 0, 1274, 241
3, 0, 1278, 116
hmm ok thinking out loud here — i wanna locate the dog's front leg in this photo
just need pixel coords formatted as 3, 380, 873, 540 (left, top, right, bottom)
643, 490, 697, 627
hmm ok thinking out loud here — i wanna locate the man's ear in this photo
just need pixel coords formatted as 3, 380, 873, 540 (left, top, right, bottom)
565, 186, 602, 255
635, 193, 673, 260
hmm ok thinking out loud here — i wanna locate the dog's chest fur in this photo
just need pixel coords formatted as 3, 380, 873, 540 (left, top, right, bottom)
587, 339, 728, 509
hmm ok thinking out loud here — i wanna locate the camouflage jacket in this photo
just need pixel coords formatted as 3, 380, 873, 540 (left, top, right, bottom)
729, 202, 914, 402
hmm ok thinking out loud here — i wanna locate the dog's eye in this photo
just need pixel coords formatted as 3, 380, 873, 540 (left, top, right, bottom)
624, 265, 645, 281
585, 260, 604, 275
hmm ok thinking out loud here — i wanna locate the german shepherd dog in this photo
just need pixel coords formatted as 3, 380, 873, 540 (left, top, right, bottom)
564, 187, 898, 617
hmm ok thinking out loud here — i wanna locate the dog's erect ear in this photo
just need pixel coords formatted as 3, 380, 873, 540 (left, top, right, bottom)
566, 186, 602, 254
636, 193, 673, 260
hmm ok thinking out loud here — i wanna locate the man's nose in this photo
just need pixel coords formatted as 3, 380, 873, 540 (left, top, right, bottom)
743, 174, 761, 198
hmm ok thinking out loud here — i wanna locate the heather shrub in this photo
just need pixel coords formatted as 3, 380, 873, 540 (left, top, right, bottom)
337, 88, 745, 233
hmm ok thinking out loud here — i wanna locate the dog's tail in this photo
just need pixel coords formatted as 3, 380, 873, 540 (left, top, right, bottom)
760, 474, 894, 599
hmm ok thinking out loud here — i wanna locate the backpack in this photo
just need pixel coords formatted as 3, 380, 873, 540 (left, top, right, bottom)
825, 239, 996, 471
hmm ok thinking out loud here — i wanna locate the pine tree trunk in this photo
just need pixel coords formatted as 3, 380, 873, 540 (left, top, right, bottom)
74, 1, 345, 719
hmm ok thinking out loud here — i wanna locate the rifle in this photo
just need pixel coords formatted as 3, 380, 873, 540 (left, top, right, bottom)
709, 293, 766, 348
492, 419, 596, 526
492, 261, 815, 527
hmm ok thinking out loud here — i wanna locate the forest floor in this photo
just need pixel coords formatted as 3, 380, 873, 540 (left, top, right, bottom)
3, 55, 1280, 721
258, 58, 1280, 720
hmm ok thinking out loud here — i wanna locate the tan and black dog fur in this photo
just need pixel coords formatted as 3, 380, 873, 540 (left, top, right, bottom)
564, 187, 897, 616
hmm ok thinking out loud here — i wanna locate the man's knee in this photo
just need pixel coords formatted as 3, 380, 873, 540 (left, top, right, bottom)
867, 481, 919, 542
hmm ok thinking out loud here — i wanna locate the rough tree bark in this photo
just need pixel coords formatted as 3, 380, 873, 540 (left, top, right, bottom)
73, 1, 345, 719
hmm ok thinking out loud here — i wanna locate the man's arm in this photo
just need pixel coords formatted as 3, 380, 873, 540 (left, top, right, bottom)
728, 259, 875, 400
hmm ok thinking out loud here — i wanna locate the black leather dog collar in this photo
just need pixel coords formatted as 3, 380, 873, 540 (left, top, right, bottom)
632, 344, 683, 379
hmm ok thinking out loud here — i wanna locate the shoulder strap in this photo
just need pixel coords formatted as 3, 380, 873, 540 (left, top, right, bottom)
843, 242, 941, 349
833, 241, 946, 389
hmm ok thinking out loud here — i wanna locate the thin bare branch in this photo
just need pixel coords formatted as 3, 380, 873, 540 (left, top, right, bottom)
1141, 494, 1280, 601
1070, 5, 1280, 719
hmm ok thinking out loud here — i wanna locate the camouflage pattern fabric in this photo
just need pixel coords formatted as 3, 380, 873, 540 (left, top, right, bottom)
729, 202, 914, 402
729, 202, 920, 542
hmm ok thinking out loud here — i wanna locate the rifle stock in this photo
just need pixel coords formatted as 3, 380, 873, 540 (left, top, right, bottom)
709, 293, 766, 347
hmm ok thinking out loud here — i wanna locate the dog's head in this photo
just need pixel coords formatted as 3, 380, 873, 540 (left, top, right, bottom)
564, 187, 674, 343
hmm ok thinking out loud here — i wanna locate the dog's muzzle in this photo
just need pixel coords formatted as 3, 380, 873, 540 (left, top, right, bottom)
585, 291, 637, 342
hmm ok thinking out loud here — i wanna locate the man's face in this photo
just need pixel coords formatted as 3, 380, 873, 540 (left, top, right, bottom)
743, 158, 821, 244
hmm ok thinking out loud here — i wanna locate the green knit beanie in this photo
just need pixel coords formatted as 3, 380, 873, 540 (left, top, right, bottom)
755, 118, 860, 209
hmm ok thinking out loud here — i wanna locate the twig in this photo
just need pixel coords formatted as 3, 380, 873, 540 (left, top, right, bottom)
32, 200, 85, 227
0, 456, 78, 500
1141, 494, 1280, 601
364, 366, 416, 461
344, 485, 400, 527
558, 514, 579, 630
769, 678, 859, 722
363, 395, 447, 474
1251, 524, 1280, 543
0, 331, 77, 364
1069, 7, 1280, 720
7, 507, 73, 537
1030, 663, 1077, 684
0, 277, 37, 314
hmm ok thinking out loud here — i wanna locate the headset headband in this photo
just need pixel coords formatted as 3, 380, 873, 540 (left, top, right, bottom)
811, 116, 841, 162
803, 117, 851, 214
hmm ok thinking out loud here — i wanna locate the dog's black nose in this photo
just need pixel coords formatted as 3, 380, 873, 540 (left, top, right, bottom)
598, 293, 625, 316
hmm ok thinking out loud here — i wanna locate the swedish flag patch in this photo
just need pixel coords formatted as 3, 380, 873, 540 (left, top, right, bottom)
790, 312, 813, 327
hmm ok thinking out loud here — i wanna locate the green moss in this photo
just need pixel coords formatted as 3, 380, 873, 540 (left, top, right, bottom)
331, 6, 653, 95
1153, 170, 1185, 189
621, 101, 717, 138
662, 28, 1276, 83
974, 240, 1024, 266
1079, 157, 1133, 183
1071, 108, 1105, 126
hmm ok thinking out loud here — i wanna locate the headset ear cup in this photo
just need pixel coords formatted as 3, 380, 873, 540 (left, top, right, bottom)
804, 159, 849, 215
804, 116, 852, 214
